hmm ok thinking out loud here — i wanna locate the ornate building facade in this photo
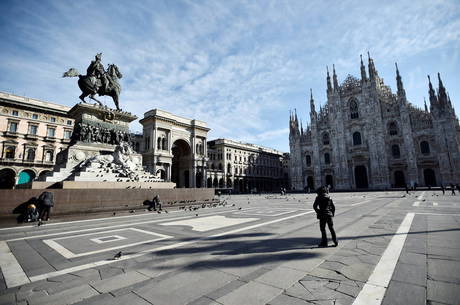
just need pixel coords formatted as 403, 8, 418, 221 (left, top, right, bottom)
289, 55, 460, 190
0, 92, 74, 188
206, 138, 288, 193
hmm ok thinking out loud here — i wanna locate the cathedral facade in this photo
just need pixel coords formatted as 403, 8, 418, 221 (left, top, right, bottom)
289, 55, 460, 191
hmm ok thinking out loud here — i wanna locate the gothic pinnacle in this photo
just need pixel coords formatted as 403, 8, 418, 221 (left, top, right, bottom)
332, 64, 339, 90
360, 54, 367, 81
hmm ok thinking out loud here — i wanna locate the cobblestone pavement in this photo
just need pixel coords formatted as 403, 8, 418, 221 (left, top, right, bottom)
0, 191, 459, 305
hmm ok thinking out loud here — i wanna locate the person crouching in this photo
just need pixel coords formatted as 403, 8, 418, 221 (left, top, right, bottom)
313, 186, 338, 247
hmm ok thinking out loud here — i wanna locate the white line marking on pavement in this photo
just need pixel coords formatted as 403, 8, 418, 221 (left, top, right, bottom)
6, 209, 240, 242
0, 241, 30, 288
160, 215, 259, 232
351, 200, 372, 206
43, 228, 171, 259
432, 202, 438, 206
25, 210, 314, 286
416, 191, 426, 200
412, 201, 420, 207
415, 212, 460, 216
352, 212, 415, 305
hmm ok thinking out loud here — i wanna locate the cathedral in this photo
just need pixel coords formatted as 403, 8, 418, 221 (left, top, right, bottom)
289, 54, 460, 190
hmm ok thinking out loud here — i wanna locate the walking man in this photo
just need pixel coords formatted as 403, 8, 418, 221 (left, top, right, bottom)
441, 184, 445, 195
313, 186, 338, 247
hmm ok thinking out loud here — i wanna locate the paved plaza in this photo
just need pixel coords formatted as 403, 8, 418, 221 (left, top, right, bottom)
0, 191, 459, 305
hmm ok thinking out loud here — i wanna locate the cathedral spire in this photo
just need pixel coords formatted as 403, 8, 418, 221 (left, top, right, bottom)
367, 51, 376, 81
395, 62, 406, 98
310, 88, 316, 114
437, 72, 448, 105
360, 54, 367, 82
332, 64, 339, 90
428, 75, 438, 106
424, 97, 428, 112
326, 66, 332, 94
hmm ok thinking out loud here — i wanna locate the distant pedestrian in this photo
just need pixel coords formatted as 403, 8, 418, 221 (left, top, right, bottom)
313, 186, 337, 247
149, 195, 162, 211
405, 184, 409, 195
38, 191, 54, 221
451, 184, 456, 195
441, 184, 445, 195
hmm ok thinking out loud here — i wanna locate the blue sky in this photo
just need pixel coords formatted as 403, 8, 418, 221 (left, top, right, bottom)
0, 0, 459, 152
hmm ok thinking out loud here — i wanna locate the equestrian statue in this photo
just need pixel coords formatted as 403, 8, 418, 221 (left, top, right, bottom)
63, 53, 123, 110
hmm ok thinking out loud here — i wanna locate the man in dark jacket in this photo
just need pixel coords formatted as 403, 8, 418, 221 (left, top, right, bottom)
313, 186, 338, 247
38, 191, 54, 221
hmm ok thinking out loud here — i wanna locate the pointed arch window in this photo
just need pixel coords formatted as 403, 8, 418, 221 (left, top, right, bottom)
391, 144, 401, 158
306, 154, 311, 167
157, 137, 161, 149
350, 99, 359, 119
324, 153, 330, 164
353, 132, 362, 146
389, 122, 398, 136
322, 133, 330, 145
420, 141, 430, 155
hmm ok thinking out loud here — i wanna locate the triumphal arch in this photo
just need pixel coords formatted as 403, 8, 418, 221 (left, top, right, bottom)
139, 109, 209, 188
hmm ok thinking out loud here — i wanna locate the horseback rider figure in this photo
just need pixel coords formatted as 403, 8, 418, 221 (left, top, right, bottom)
86, 53, 110, 93
63, 53, 123, 110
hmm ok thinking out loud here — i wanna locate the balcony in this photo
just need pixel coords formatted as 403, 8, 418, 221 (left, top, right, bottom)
61, 138, 71, 144
44, 136, 56, 142
25, 134, 39, 140
4, 131, 18, 137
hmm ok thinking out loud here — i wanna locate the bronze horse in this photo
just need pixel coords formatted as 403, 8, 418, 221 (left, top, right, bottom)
63, 64, 122, 110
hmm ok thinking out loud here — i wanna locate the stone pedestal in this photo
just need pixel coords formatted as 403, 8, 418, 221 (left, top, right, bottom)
35, 103, 174, 189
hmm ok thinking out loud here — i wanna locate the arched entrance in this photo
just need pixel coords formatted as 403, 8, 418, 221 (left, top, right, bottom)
213, 177, 218, 188
394, 171, 406, 187
18, 170, 36, 185
0, 168, 16, 189
207, 177, 212, 188
227, 178, 232, 188
218, 178, 224, 188
423, 168, 437, 187
325, 175, 333, 189
355, 166, 369, 189
171, 139, 192, 188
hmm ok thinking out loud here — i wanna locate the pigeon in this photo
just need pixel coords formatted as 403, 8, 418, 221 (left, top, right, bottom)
37, 219, 43, 227
238, 207, 242, 210
165, 210, 168, 213
129, 210, 135, 213
114, 251, 122, 260
157, 210, 161, 214
195, 214, 199, 216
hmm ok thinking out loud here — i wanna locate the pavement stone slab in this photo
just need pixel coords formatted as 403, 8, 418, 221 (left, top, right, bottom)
89, 271, 149, 293
28, 284, 99, 305
391, 262, 426, 287
427, 279, 460, 305
267, 293, 315, 305
216, 281, 283, 305
382, 280, 426, 305
254, 266, 306, 289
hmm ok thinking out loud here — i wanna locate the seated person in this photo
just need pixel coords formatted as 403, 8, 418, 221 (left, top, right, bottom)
25, 204, 39, 222
149, 195, 162, 211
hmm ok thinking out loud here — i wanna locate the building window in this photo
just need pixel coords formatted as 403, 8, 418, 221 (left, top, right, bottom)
392, 144, 401, 158
5, 146, 16, 159
324, 153, 330, 164
350, 99, 359, 119
353, 132, 362, 145
389, 122, 398, 136
306, 155, 311, 167
157, 137, 161, 149
26, 148, 36, 161
44, 150, 54, 162
64, 129, 72, 139
46, 127, 56, 137
32, 114, 38, 120
28, 124, 38, 135
420, 141, 430, 155
323, 133, 330, 145
66, 120, 72, 126
161, 138, 167, 150
50, 117, 56, 123
8, 121, 18, 132
12, 110, 19, 116
218, 163, 223, 171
